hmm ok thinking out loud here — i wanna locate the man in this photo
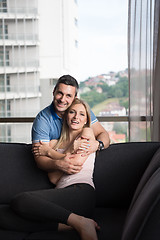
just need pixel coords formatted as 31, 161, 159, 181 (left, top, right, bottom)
32, 75, 110, 175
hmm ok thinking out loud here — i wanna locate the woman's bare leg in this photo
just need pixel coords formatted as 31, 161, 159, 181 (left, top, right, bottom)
58, 223, 72, 231
66, 213, 100, 240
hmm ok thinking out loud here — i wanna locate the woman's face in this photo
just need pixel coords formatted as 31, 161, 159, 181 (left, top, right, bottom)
67, 103, 87, 130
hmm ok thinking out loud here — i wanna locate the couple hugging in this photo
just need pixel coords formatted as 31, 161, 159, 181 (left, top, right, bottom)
10, 75, 110, 240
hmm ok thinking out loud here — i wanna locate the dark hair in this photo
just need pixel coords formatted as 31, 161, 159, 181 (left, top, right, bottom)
54, 75, 79, 96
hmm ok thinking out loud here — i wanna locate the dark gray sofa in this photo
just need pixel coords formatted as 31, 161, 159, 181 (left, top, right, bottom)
0, 142, 160, 240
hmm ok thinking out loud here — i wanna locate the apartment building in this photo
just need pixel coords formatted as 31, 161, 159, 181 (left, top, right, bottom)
38, 0, 79, 108
0, 0, 79, 142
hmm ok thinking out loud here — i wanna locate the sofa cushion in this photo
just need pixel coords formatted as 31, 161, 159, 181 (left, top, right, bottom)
0, 229, 27, 240
22, 208, 127, 240
0, 204, 127, 240
0, 143, 53, 204
26, 230, 79, 240
0, 204, 55, 232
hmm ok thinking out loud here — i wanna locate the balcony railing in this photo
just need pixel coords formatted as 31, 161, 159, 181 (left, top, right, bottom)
0, 60, 39, 68
0, 7, 38, 14
0, 85, 40, 93
0, 116, 153, 143
0, 33, 39, 41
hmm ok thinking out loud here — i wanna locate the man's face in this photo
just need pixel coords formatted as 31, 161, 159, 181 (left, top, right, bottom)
53, 83, 76, 117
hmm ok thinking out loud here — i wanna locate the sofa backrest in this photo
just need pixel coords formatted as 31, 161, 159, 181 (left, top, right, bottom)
0, 143, 53, 204
94, 142, 160, 208
0, 142, 160, 208
128, 146, 160, 212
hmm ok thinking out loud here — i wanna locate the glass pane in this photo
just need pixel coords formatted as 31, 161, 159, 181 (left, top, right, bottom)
0, 123, 32, 143
130, 121, 151, 142
79, 0, 128, 142
0, 0, 128, 143
0, 122, 128, 144
100, 121, 128, 143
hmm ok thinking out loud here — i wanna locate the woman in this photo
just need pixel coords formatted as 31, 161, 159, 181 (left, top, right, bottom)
11, 98, 100, 240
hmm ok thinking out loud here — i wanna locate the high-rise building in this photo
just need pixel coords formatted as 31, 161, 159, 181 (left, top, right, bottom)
38, 0, 79, 108
0, 0, 79, 142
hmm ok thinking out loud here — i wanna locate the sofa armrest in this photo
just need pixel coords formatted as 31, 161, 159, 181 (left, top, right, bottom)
128, 147, 160, 211
122, 168, 160, 240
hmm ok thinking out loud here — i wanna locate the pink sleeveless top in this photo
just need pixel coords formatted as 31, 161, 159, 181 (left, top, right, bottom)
56, 150, 96, 189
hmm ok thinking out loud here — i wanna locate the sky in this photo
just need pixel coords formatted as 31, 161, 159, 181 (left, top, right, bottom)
78, 0, 128, 81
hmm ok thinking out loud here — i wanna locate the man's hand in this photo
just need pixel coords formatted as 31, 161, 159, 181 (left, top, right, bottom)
56, 153, 86, 174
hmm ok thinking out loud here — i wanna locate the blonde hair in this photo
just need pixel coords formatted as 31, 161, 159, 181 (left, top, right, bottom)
54, 98, 91, 150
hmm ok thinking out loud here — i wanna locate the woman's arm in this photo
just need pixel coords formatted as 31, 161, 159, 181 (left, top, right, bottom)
67, 127, 96, 154
32, 140, 66, 185
32, 128, 95, 184
32, 139, 86, 185
32, 140, 66, 160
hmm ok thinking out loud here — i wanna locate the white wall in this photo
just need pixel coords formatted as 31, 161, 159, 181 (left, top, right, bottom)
38, 0, 79, 79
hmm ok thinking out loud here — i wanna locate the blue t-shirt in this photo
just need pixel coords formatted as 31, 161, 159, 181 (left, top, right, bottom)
32, 102, 97, 143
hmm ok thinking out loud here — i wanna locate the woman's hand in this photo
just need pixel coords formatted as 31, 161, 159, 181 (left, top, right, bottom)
32, 141, 51, 157
73, 137, 99, 155
73, 137, 90, 153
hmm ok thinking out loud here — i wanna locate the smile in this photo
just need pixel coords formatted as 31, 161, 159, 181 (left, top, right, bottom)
71, 120, 79, 124
57, 102, 67, 107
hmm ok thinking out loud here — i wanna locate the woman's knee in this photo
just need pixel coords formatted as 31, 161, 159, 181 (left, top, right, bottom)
11, 191, 32, 214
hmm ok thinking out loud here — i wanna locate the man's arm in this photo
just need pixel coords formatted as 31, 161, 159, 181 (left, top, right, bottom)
76, 121, 110, 155
92, 121, 110, 149
72, 122, 110, 155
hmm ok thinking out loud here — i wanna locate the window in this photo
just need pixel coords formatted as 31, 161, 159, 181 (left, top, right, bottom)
4, 24, 8, 39
50, 78, 58, 86
0, 75, 4, 92
0, 0, 7, 13
78, 0, 128, 143
7, 99, 11, 116
0, 23, 8, 39
0, 47, 9, 66
6, 75, 10, 92
0, 22, 2, 39
0, 48, 3, 66
0, 75, 10, 92
0, 100, 5, 117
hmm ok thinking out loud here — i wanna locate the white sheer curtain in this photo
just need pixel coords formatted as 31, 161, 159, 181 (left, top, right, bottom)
128, 0, 157, 141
